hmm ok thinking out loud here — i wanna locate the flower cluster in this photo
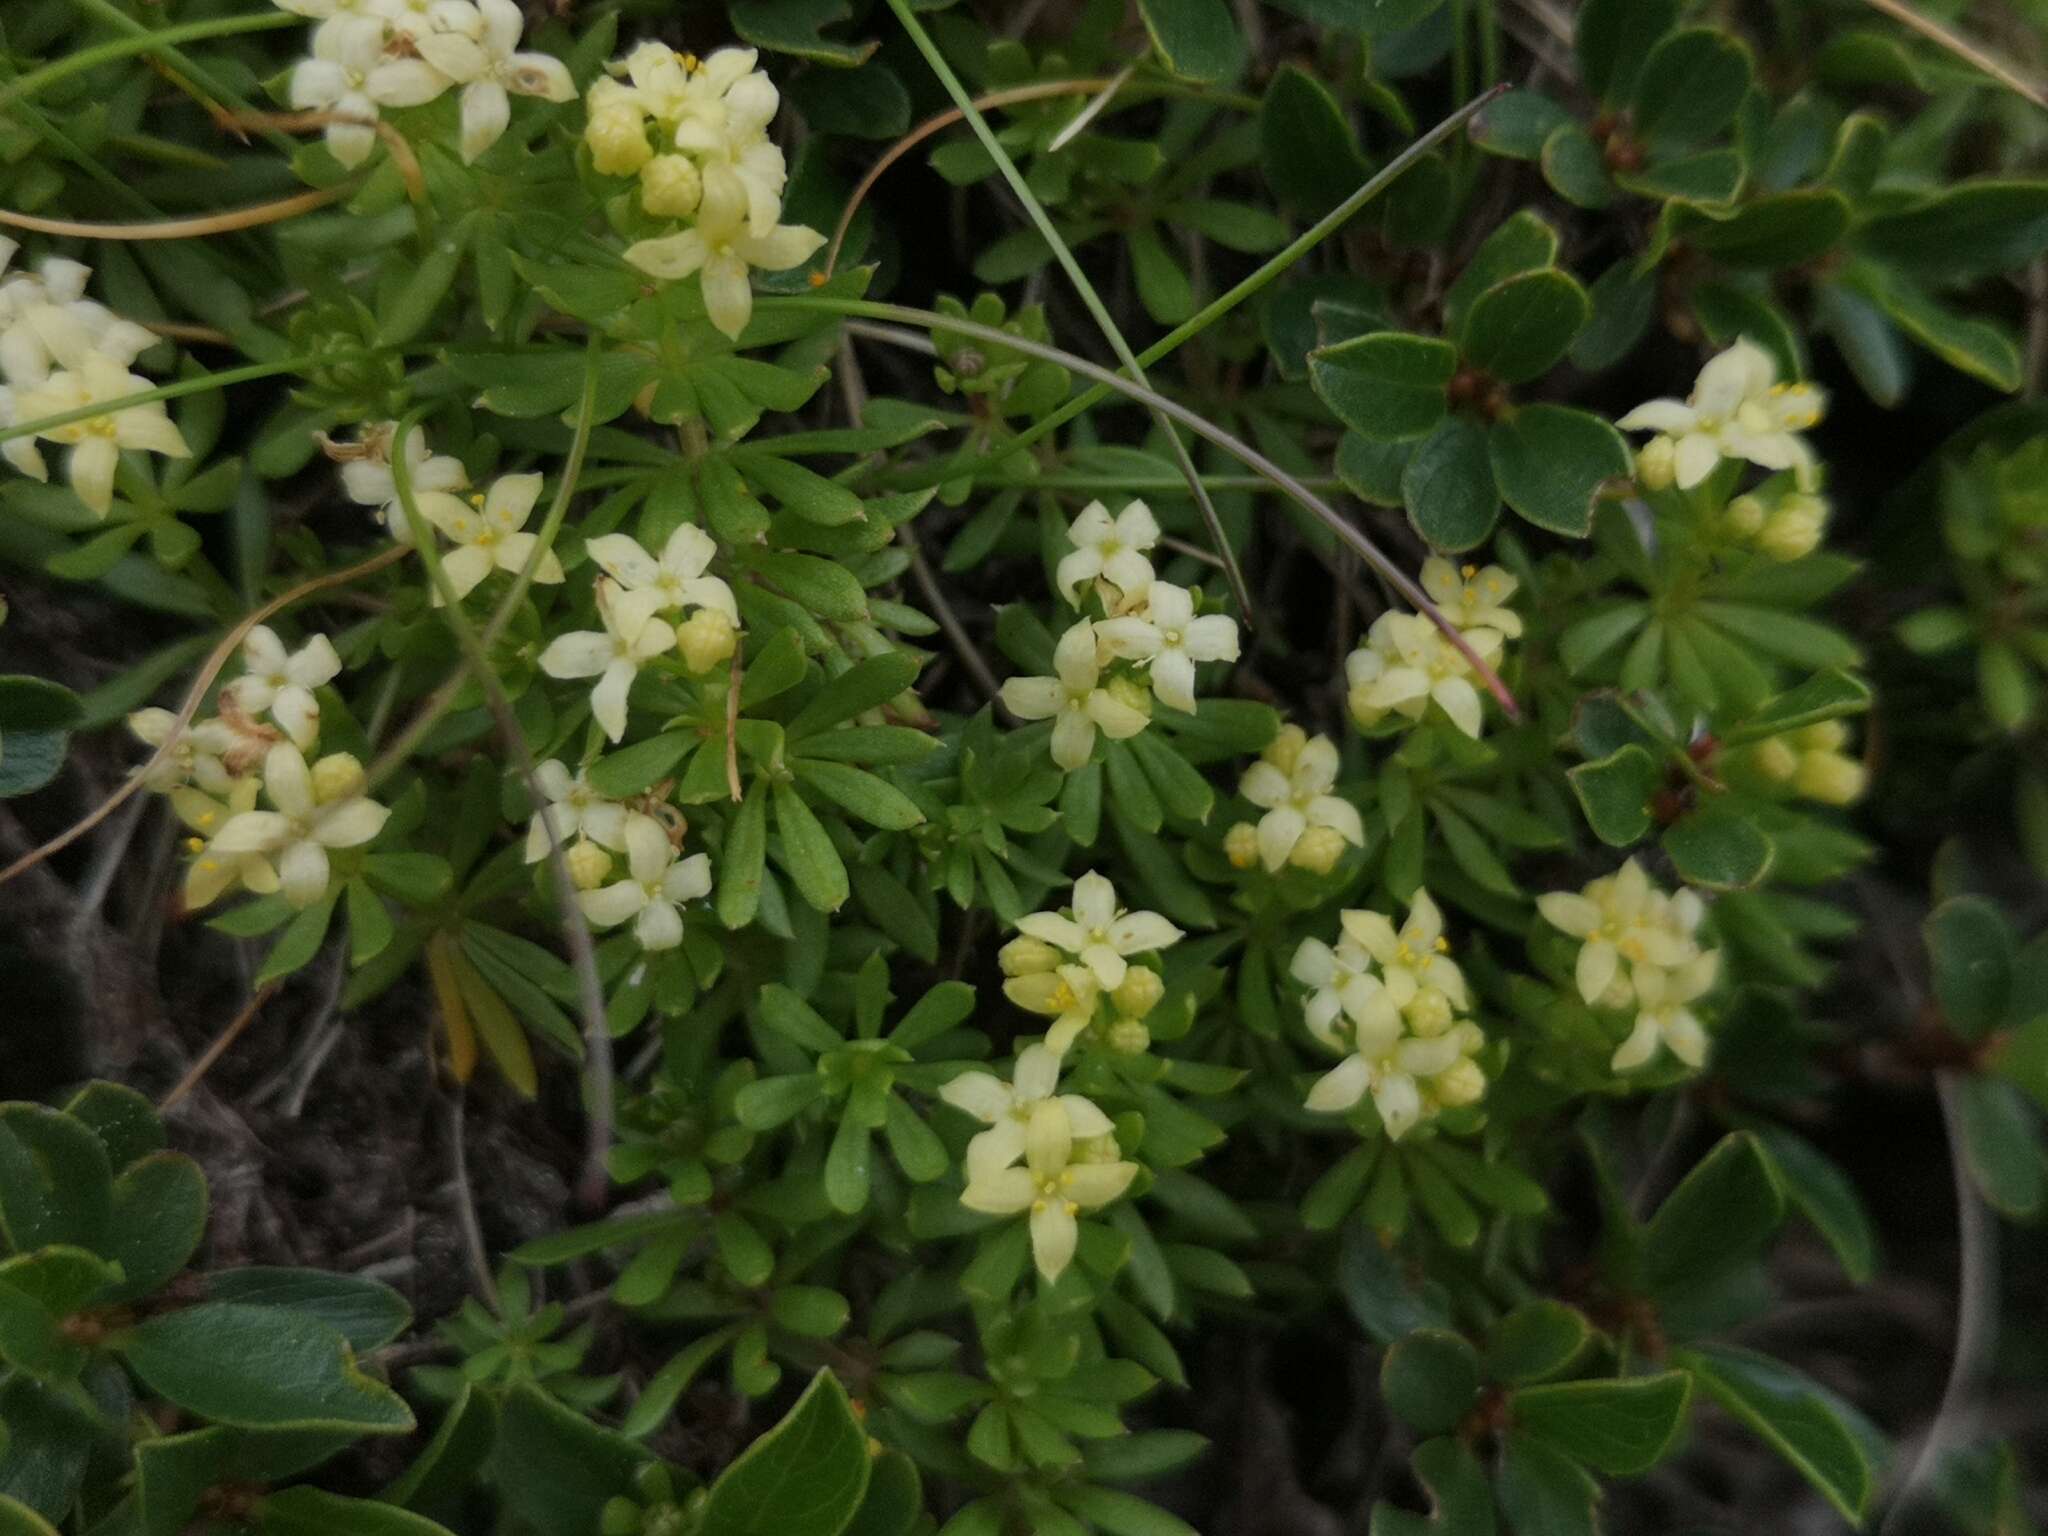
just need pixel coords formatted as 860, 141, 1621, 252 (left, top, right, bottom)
537, 525, 740, 742
281, 0, 574, 169
1346, 559, 1518, 742
1292, 890, 1486, 1139
585, 44, 825, 338
1744, 720, 1868, 806
1224, 725, 1364, 874
130, 626, 389, 911
0, 243, 187, 517
1537, 858, 1722, 1073
999, 872, 1182, 1056
1004, 500, 1241, 771
1621, 337, 1825, 493
521, 762, 711, 952
943, 1043, 1139, 1283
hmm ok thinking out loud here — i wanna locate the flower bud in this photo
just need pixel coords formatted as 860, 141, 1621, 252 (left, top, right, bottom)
1347, 686, 1387, 731
1749, 736, 1799, 783
585, 104, 653, 176
566, 840, 613, 890
1107, 1018, 1151, 1056
1635, 435, 1677, 490
1288, 825, 1349, 875
1794, 750, 1867, 806
1223, 821, 1260, 870
1793, 719, 1848, 753
1263, 723, 1307, 775
638, 154, 703, 218
1404, 988, 1453, 1037
1757, 504, 1824, 561
998, 935, 1060, 977
676, 609, 738, 674
1005, 969, 1083, 1018
1723, 493, 1767, 536
1104, 673, 1153, 719
1432, 1057, 1486, 1108
1111, 966, 1164, 1019
310, 752, 365, 803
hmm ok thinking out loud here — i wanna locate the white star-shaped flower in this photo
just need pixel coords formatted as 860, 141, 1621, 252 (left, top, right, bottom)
575, 812, 711, 951
1055, 499, 1159, 610
226, 626, 342, 751
1000, 619, 1149, 772
1093, 581, 1240, 713
537, 578, 677, 743
1239, 727, 1364, 872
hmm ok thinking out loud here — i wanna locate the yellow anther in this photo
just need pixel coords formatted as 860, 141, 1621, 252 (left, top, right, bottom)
184, 836, 206, 853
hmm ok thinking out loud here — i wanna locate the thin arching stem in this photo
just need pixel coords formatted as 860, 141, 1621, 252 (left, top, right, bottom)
0, 184, 351, 241
812, 304, 1518, 718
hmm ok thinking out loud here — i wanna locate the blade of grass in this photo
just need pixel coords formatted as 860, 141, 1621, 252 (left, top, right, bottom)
0, 10, 298, 110
883, 0, 1255, 628
885, 86, 1508, 496
63, 0, 301, 156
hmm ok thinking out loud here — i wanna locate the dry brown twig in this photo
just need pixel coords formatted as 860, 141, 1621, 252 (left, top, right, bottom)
0, 184, 351, 242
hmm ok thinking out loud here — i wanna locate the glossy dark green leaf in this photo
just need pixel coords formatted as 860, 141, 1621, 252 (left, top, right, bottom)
1575, 0, 1679, 103
1489, 405, 1628, 536
1953, 1075, 2045, 1219
1566, 744, 1656, 846
1859, 180, 2048, 279
703, 1368, 871, 1536
1459, 270, 1590, 384
0, 1104, 112, 1254
1643, 1133, 1786, 1300
100, 1153, 206, 1303
1136, 0, 1244, 82
1259, 65, 1371, 218
1487, 1301, 1592, 1387
1380, 1330, 1481, 1435
1401, 418, 1499, 551
1924, 897, 2014, 1040
207, 1268, 411, 1354
1664, 804, 1776, 891
1678, 1344, 1875, 1525
1309, 333, 1456, 442
1633, 29, 1754, 150
1369, 1437, 1495, 1536
1510, 1370, 1693, 1475
120, 1303, 413, 1434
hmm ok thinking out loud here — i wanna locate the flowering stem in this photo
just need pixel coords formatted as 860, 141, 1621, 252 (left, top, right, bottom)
882, 84, 1510, 497
806, 303, 1521, 719
0, 11, 299, 110
883, 0, 1254, 629
389, 411, 616, 1213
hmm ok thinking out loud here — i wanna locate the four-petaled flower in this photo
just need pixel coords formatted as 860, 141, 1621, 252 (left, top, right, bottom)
1056, 499, 1159, 610
523, 760, 628, 862
226, 626, 342, 751
537, 579, 678, 743
1346, 612, 1500, 741
1094, 581, 1241, 713
941, 1044, 1115, 1183
575, 811, 711, 951
624, 201, 825, 341
414, 473, 564, 602
289, 16, 451, 170
1239, 726, 1365, 872
341, 423, 468, 544
584, 523, 737, 621
1618, 337, 1824, 491
1001, 620, 1151, 772
173, 780, 280, 911
1012, 871, 1181, 993
210, 743, 390, 908
413, 0, 576, 164
7, 353, 188, 516
1614, 952, 1720, 1072
957, 1083, 1137, 1283
1420, 557, 1522, 638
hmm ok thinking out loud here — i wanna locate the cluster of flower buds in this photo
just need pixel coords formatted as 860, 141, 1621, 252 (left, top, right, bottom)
1537, 858, 1722, 1073
582, 44, 825, 338
130, 626, 388, 912
1720, 480, 1832, 562
0, 244, 187, 517
1347, 559, 1519, 742
1003, 500, 1242, 771
280, 0, 574, 168
1743, 719, 1868, 806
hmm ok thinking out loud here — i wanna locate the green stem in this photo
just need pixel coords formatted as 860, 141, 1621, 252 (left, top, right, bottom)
0, 11, 298, 109
769, 295, 1518, 718
0, 354, 359, 446
882, 0, 1252, 624
388, 411, 615, 1209
889, 85, 1509, 496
